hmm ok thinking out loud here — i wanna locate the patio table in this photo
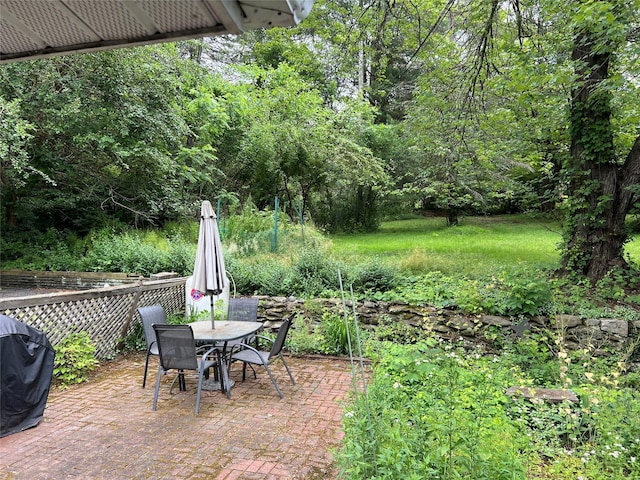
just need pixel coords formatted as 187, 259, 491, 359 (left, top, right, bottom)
188, 320, 262, 392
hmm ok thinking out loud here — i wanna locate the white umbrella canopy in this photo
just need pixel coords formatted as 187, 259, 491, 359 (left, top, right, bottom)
192, 200, 228, 328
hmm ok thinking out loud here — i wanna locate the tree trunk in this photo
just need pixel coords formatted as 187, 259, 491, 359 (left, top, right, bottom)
561, 29, 640, 281
447, 210, 459, 227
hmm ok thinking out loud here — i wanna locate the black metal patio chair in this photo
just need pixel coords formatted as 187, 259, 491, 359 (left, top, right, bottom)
152, 324, 229, 414
229, 316, 295, 398
221, 297, 260, 347
137, 304, 167, 388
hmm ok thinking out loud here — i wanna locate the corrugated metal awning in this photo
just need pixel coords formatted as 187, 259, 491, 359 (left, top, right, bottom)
0, 0, 314, 63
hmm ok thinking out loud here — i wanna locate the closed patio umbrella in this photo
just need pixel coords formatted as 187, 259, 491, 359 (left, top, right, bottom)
192, 200, 228, 328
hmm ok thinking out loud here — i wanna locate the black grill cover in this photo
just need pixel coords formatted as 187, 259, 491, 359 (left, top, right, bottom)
0, 315, 55, 437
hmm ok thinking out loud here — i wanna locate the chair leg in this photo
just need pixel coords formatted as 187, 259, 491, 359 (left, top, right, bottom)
168, 371, 186, 394
142, 349, 151, 388
220, 360, 232, 399
263, 363, 284, 399
152, 365, 163, 411
279, 355, 296, 385
196, 368, 205, 415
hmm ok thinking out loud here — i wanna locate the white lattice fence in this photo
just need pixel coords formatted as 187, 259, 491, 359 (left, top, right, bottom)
0, 278, 187, 358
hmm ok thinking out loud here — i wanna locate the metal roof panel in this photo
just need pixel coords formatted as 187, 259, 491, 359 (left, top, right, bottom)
0, 0, 314, 63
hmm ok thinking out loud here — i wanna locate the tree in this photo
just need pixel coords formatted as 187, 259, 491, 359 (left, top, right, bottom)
0, 97, 40, 227
424, 0, 640, 281
561, 0, 640, 280
0, 45, 225, 232
309, 0, 450, 123
312, 98, 393, 231
231, 64, 389, 231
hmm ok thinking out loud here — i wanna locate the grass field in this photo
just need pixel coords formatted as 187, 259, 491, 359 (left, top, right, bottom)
330, 214, 640, 480
329, 214, 640, 277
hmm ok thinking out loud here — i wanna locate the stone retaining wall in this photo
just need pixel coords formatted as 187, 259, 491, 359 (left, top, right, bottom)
256, 296, 639, 352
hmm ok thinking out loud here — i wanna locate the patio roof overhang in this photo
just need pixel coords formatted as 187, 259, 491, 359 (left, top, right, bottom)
0, 0, 314, 64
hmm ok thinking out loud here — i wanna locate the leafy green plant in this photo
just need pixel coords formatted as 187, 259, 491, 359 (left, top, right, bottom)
339, 334, 640, 480
286, 316, 324, 355
318, 310, 353, 355
502, 275, 553, 316
338, 342, 529, 479
366, 314, 431, 345
454, 281, 486, 314
79, 227, 200, 276
284, 247, 343, 297
53, 331, 99, 388
501, 331, 560, 386
351, 260, 399, 294
227, 257, 290, 296
117, 322, 146, 352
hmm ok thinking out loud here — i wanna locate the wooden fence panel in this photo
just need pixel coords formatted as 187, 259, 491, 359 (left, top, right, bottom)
0, 278, 187, 359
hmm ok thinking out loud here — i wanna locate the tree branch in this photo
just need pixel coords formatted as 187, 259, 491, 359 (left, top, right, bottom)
101, 187, 157, 226
622, 134, 640, 190
407, 0, 457, 66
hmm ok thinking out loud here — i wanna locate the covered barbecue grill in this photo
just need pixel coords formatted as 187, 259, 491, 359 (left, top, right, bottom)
0, 315, 55, 437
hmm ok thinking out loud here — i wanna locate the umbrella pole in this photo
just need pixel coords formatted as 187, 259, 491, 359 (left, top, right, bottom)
210, 295, 215, 329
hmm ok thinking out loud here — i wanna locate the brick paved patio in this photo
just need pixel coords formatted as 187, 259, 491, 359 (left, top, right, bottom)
0, 353, 357, 480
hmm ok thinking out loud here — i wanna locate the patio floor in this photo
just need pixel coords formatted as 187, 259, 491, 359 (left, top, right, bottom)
0, 352, 358, 480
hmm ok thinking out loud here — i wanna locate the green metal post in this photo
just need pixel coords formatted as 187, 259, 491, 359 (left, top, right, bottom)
217, 198, 223, 239
298, 199, 305, 242
272, 196, 279, 252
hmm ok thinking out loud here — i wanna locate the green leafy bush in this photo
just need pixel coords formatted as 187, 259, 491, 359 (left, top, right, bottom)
338, 342, 528, 479
117, 322, 146, 353
1, 226, 197, 276
0, 227, 84, 271
351, 260, 399, 293
286, 316, 324, 355
284, 247, 343, 296
501, 332, 560, 385
227, 257, 290, 296
79, 228, 195, 276
503, 275, 553, 316
375, 272, 459, 307
53, 331, 99, 388
366, 315, 432, 346
318, 311, 354, 355
339, 337, 640, 479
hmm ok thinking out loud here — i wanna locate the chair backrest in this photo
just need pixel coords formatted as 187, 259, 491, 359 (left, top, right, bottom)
227, 297, 259, 322
137, 304, 167, 350
153, 324, 198, 371
268, 316, 292, 360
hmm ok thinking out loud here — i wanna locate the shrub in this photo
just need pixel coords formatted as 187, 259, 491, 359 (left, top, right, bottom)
285, 247, 342, 296
318, 311, 353, 356
451, 272, 553, 316
80, 228, 195, 276
0, 227, 84, 271
367, 315, 432, 345
502, 274, 553, 316
286, 316, 324, 355
351, 260, 399, 294
338, 342, 528, 479
53, 331, 99, 388
339, 337, 640, 479
223, 200, 294, 256
227, 257, 290, 296
117, 322, 146, 353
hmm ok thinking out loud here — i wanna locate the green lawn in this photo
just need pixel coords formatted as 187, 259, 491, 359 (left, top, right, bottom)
329, 214, 640, 277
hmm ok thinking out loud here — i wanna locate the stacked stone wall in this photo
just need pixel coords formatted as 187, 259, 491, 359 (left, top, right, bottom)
256, 296, 638, 352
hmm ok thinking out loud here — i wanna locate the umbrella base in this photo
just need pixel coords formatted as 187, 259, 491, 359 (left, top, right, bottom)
202, 378, 235, 392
